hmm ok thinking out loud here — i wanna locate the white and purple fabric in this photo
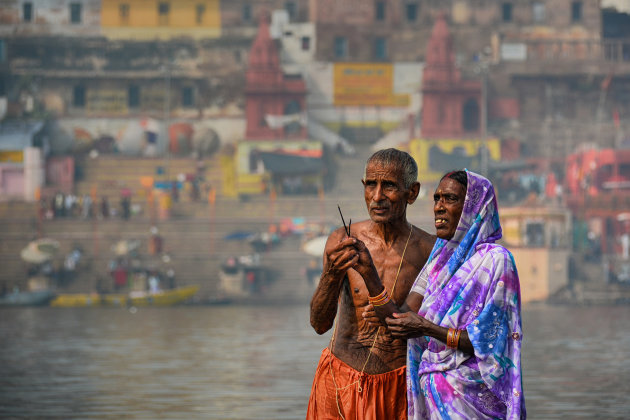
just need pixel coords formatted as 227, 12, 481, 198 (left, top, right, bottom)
407, 170, 526, 419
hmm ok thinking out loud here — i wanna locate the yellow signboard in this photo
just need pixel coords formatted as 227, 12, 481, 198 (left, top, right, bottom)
0, 151, 24, 163
87, 90, 128, 114
409, 138, 501, 182
141, 89, 167, 111
334, 63, 409, 107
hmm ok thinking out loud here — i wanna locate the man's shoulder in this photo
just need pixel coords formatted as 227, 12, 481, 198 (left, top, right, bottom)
410, 225, 437, 254
411, 225, 436, 242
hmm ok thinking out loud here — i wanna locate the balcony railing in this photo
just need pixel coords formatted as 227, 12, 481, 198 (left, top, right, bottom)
503, 38, 630, 63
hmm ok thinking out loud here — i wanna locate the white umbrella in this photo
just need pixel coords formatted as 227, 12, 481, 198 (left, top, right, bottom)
302, 236, 328, 257
112, 239, 140, 256
20, 238, 59, 264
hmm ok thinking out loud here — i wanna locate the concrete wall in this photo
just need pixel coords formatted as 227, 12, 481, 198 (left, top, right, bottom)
305, 61, 423, 129
0, 0, 102, 37
511, 247, 569, 303
51, 116, 245, 156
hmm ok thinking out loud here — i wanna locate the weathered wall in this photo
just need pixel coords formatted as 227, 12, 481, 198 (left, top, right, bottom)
101, 0, 221, 40
512, 247, 569, 303
0, 0, 102, 37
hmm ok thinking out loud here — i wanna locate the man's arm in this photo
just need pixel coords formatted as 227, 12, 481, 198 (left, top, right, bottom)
309, 231, 358, 335
386, 312, 474, 354
361, 291, 423, 326
350, 236, 422, 322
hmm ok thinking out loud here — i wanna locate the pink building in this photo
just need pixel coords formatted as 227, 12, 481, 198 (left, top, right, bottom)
245, 13, 307, 140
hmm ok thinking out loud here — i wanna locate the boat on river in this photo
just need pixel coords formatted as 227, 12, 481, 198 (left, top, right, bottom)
0, 289, 57, 307
50, 285, 199, 307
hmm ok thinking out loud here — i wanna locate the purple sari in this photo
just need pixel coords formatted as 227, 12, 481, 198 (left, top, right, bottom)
407, 171, 525, 419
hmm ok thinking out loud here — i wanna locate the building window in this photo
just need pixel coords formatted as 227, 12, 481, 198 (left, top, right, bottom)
533, 2, 545, 24
73, 86, 86, 108
158, 2, 170, 25
0, 40, 5, 63
374, 37, 387, 60
70, 3, 82, 24
128, 85, 140, 109
285, 1, 296, 20
502, 3, 513, 22
243, 4, 252, 22
301, 36, 311, 51
182, 87, 194, 108
375, 1, 385, 21
406, 3, 418, 22
196, 4, 205, 24
462, 99, 480, 132
334, 37, 348, 59
119, 4, 130, 24
571, 1, 583, 22
283, 100, 302, 134
23, 2, 33, 22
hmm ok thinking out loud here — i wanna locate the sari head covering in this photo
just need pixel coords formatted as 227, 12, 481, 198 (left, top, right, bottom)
407, 170, 525, 420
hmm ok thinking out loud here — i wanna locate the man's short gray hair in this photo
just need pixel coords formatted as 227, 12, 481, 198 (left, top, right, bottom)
364, 148, 418, 189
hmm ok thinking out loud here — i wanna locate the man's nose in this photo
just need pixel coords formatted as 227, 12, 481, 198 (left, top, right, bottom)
372, 184, 385, 201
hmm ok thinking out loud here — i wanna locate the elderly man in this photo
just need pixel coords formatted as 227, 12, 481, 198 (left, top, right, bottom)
307, 148, 435, 419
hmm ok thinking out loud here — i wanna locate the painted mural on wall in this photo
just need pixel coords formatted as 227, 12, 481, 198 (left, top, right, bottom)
52, 118, 245, 157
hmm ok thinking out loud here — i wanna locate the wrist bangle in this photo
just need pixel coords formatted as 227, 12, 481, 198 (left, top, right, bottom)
446, 328, 462, 349
368, 288, 390, 306
446, 328, 454, 348
372, 292, 391, 306
453, 329, 462, 349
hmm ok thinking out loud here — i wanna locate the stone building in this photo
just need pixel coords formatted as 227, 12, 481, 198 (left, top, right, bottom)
307, 0, 630, 158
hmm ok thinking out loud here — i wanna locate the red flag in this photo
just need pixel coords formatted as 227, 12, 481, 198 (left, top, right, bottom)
613, 109, 620, 128
601, 74, 613, 91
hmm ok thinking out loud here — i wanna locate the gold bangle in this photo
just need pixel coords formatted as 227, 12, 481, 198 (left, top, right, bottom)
446, 328, 455, 348
372, 293, 391, 307
453, 329, 462, 349
368, 287, 387, 304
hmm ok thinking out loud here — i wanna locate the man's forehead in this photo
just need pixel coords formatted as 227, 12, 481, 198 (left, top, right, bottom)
364, 162, 403, 179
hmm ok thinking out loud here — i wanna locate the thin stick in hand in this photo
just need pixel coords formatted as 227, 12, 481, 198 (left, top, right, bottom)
337, 204, 349, 236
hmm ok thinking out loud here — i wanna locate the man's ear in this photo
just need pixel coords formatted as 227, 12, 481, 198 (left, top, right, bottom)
407, 182, 420, 204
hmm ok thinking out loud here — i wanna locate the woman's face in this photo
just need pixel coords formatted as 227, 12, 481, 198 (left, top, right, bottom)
433, 177, 466, 240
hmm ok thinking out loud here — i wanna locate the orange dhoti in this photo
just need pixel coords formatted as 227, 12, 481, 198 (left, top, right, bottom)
306, 348, 407, 420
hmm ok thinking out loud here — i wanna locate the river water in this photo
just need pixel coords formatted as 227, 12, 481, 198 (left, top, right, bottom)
1, 303, 629, 419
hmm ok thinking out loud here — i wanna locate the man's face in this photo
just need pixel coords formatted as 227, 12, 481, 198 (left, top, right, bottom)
362, 162, 415, 224
433, 177, 466, 240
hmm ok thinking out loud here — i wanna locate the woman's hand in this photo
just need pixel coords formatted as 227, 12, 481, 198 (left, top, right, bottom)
385, 312, 432, 339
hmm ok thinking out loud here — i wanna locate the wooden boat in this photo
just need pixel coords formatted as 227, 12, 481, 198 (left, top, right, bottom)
50, 285, 199, 307
0, 289, 57, 307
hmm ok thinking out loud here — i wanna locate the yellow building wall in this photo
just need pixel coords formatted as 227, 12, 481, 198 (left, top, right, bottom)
102, 0, 221, 39
409, 138, 501, 182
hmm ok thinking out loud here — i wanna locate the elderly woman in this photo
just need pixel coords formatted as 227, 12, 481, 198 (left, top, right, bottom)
351, 170, 525, 419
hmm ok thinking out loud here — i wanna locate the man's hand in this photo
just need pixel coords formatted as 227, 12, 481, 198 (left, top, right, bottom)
323, 237, 360, 281
385, 312, 431, 339
348, 237, 378, 279
361, 303, 384, 327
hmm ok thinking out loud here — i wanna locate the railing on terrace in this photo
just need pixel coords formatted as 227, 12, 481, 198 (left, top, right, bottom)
505, 38, 630, 62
